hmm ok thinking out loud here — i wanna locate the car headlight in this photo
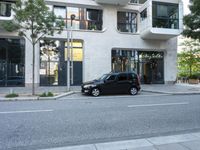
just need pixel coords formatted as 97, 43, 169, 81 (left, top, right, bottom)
83, 84, 96, 88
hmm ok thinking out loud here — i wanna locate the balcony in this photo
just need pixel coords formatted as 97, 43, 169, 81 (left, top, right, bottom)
95, 0, 130, 5
139, 0, 183, 40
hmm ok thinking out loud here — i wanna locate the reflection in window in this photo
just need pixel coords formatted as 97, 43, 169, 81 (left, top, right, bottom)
112, 50, 136, 73
111, 50, 164, 84
117, 11, 137, 33
65, 41, 83, 62
129, 0, 147, 4
40, 40, 60, 86
0, 2, 11, 17
54, 6, 66, 18
152, 2, 179, 29
0, 38, 25, 87
140, 9, 147, 21
66, 7, 103, 30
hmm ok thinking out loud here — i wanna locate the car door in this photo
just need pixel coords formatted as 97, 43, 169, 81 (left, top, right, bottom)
116, 73, 129, 93
101, 74, 117, 94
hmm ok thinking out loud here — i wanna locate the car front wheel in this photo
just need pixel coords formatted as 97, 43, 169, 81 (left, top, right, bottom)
91, 88, 100, 97
129, 87, 138, 95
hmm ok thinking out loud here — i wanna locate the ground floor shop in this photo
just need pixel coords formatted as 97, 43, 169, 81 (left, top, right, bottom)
0, 37, 176, 87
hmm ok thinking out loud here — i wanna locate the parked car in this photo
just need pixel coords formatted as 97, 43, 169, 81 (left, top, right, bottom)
81, 72, 141, 96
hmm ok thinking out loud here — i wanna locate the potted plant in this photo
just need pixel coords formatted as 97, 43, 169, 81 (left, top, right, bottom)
188, 74, 199, 84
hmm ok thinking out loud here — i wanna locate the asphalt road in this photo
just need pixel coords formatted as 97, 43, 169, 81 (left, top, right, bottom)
0, 93, 200, 150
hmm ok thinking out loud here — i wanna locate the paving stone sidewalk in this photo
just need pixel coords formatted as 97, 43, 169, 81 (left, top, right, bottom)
0, 83, 199, 100
141, 83, 200, 95
42, 132, 200, 150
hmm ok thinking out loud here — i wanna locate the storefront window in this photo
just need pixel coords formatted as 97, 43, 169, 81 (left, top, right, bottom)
112, 50, 164, 84
0, 38, 25, 87
117, 11, 137, 33
40, 40, 83, 86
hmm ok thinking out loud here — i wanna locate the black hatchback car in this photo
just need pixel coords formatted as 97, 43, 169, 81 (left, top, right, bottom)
81, 72, 141, 96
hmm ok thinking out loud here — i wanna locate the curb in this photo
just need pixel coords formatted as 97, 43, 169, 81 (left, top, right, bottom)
142, 89, 200, 95
0, 91, 74, 102
40, 132, 200, 150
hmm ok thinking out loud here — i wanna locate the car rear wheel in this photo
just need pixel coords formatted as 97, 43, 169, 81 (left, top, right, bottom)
129, 87, 138, 95
91, 88, 100, 97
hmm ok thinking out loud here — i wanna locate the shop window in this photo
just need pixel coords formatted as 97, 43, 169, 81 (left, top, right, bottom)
117, 11, 137, 33
0, 38, 25, 87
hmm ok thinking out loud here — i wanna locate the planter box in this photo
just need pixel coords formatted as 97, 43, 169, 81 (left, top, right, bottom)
188, 79, 199, 84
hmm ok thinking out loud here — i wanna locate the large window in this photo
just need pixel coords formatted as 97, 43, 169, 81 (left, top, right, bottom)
53, 6, 103, 31
112, 50, 164, 84
66, 7, 103, 31
152, 2, 179, 29
40, 40, 83, 86
0, 38, 25, 87
0, 2, 11, 17
130, 0, 147, 4
117, 11, 137, 33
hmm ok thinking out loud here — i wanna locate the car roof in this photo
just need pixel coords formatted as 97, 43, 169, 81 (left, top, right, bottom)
108, 72, 137, 75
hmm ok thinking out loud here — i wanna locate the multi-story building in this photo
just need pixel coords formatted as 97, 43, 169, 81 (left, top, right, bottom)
0, 0, 183, 88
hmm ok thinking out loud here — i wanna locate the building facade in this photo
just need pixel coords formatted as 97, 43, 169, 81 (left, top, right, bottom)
0, 0, 183, 88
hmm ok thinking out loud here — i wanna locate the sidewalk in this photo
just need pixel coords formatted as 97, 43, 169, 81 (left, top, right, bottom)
42, 132, 200, 150
141, 83, 200, 95
0, 83, 199, 101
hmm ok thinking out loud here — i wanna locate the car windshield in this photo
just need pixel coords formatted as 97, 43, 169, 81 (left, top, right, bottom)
98, 74, 109, 80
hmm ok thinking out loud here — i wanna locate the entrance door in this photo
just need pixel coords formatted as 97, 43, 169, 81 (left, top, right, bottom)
139, 52, 164, 84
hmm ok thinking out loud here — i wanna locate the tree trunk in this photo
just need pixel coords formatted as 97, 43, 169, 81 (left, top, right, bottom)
32, 43, 35, 95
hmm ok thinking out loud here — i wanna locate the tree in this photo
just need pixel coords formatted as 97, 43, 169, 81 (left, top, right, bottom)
1, 0, 65, 95
183, 0, 200, 40
178, 39, 200, 77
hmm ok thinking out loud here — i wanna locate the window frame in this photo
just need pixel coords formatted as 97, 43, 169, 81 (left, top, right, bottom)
0, 2, 12, 17
152, 2, 179, 29
117, 11, 138, 33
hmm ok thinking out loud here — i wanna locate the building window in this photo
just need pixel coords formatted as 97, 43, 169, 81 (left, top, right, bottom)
0, 38, 25, 87
152, 2, 179, 29
129, 0, 147, 4
112, 50, 164, 84
40, 40, 83, 86
117, 11, 137, 33
140, 8, 147, 21
66, 7, 103, 31
54, 6, 66, 18
0, 2, 11, 17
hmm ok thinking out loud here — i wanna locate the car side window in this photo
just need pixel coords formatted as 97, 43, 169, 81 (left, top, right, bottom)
117, 74, 127, 81
128, 73, 136, 80
106, 75, 116, 81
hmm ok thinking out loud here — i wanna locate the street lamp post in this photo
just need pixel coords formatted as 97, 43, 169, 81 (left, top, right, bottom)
70, 14, 76, 86
67, 14, 75, 91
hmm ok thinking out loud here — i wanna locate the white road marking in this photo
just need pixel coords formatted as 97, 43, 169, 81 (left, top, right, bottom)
0, 109, 54, 114
128, 102, 189, 108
